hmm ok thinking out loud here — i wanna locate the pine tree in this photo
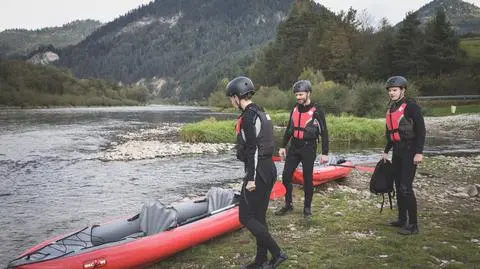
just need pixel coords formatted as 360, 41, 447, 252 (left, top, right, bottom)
423, 8, 463, 76
369, 18, 396, 80
391, 12, 426, 77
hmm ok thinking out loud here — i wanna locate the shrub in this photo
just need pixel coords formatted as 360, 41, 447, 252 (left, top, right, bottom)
207, 90, 231, 108
253, 86, 294, 110
180, 117, 235, 143
312, 82, 353, 115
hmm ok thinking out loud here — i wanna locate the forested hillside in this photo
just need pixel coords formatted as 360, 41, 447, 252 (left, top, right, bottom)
57, 0, 294, 100
0, 20, 102, 58
0, 60, 147, 107
246, 0, 479, 96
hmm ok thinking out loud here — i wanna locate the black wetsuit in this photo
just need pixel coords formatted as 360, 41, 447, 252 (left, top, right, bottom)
281, 103, 329, 209
236, 103, 281, 264
384, 97, 426, 225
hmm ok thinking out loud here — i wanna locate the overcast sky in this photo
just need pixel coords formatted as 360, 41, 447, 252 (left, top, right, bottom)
1, 0, 479, 32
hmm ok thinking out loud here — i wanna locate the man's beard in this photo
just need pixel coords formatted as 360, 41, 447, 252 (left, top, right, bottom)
297, 99, 307, 105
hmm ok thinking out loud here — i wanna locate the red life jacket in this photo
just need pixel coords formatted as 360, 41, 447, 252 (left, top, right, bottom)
386, 102, 415, 142
291, 106, 321, 140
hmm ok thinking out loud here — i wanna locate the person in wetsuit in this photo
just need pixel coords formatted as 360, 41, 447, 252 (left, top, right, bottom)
275, 80, 329, 219
226, 76, 287, 268
382, 76, 426, 235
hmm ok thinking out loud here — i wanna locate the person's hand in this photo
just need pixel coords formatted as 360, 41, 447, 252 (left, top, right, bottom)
381, 152, 388, 161
246, 181, 256, 192
320, 155, 329, 164
279, 148, 286, 158
413, 154, 423, 165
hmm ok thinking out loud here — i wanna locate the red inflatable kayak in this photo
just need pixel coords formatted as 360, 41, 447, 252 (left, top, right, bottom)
8, 185, 285, 269
292, 162, 353, 186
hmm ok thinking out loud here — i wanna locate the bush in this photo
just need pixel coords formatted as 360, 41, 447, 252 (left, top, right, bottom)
350, 81, 388, 117
298, 68, 325, 85
312, 82, 353, 115
268, 111, 290, 127
207, 90, 230, 108
253, 86, 294, 110
417, 72, 480, 95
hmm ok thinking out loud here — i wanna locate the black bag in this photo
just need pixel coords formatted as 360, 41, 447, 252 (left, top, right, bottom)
369, 159, 394, 213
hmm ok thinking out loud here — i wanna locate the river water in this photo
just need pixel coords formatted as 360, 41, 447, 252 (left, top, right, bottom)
0, 106, 478, 267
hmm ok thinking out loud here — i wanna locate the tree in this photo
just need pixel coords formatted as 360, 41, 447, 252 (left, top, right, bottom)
368, 18, 396, 80
423, 8, 463, 76
391, 12, 426, 77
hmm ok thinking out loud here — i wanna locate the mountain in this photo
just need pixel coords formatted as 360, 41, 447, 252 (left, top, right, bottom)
412, 0, 480, 35
56, 0, 294, 100
0, 20, 102, 58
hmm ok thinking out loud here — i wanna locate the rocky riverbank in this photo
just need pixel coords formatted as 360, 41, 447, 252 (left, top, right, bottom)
100, 123, 233, 161
101, 113, 480, 161
425, 113, 480, 139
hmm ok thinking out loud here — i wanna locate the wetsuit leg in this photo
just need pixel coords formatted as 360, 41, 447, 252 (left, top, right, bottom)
282, 147, 301, 206
300, 143, 317, 209
239, 161, 281, 259
392, 151, 407, 223
393, 143, 418, 225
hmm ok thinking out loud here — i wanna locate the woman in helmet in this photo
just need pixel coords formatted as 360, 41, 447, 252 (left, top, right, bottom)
275, 80, 329, 220
226, 76, 287, 268
382, 75, 426, 235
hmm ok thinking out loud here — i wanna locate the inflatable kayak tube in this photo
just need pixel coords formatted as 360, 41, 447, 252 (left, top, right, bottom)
292, 162, 353, 186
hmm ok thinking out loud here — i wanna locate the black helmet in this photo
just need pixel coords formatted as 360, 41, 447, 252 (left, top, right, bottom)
226, 76, 255, 98
292, 80, 312, 93
385, 76, 407, 90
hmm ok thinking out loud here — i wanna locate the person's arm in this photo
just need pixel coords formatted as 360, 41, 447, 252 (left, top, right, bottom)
315, 106, 329, 155
407, 102, 426, 154
242, 108, 258, 182
282, 109, 294, 148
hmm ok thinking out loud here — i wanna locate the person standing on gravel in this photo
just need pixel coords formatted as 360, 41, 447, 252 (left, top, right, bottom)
226, 76, 287, 269
275, 80, 329, 220
382, 76, 426, 235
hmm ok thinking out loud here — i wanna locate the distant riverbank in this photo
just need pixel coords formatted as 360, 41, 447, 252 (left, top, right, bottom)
101, 113, 480, 161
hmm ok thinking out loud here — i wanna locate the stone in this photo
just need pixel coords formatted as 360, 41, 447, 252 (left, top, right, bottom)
467, 185, 479, 197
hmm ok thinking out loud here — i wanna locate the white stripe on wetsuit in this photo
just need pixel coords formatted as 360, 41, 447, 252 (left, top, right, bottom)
254, 116, 261, 179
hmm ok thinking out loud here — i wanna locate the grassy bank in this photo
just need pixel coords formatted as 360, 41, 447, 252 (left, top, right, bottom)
421, 103, 480, 116
180, 117, 236, 143
150, 155, 480, 268
460, 37, 480, 59
180, 114, 385, 145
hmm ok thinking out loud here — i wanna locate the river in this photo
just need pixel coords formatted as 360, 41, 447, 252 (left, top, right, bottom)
0, 106, 478, 267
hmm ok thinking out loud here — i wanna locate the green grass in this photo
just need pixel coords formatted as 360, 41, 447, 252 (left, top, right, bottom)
180, 117, 236, 143
422, 104, 480, 116
327, 115, 384, 143
180, 114, 385, 144
151, 186, 480, 269
460, 37, 480, 59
